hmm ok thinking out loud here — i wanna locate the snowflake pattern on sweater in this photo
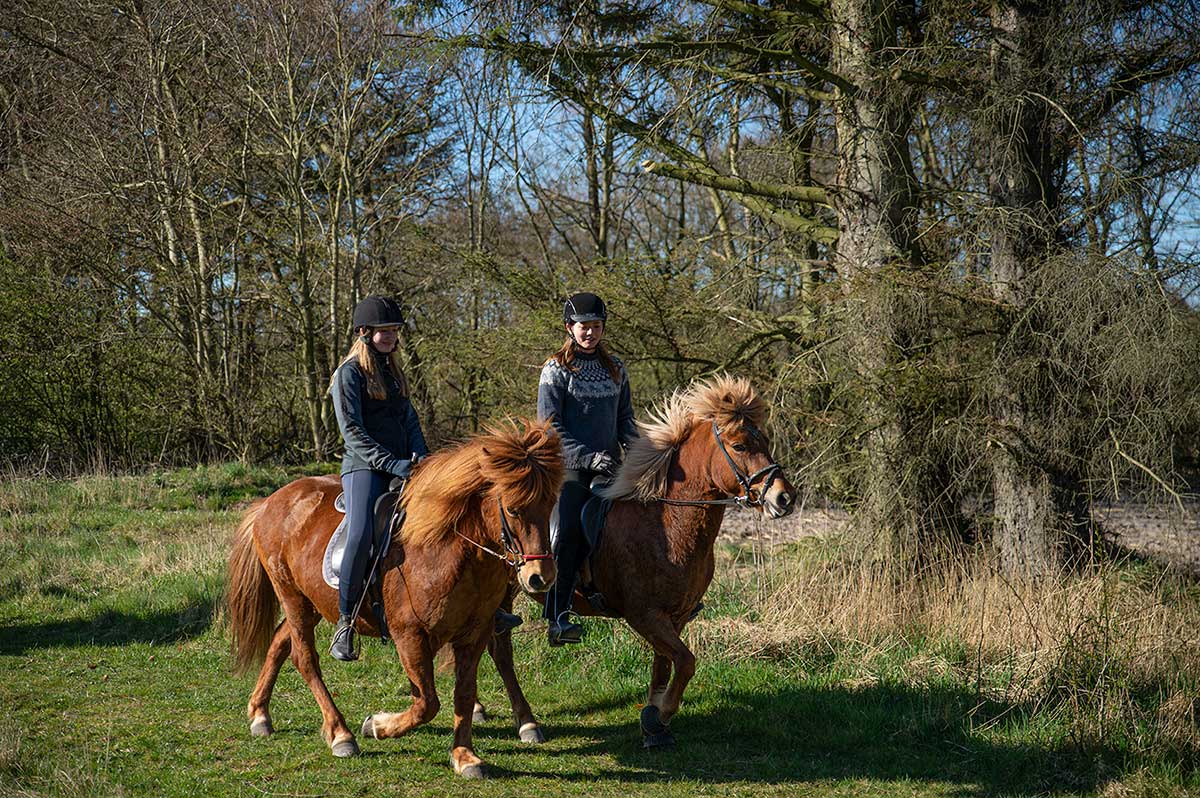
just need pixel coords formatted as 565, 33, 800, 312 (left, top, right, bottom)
537, 351, 638, 471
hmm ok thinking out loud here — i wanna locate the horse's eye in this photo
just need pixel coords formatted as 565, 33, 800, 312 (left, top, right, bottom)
732, 443, 747, 452
506, 507, 520, 517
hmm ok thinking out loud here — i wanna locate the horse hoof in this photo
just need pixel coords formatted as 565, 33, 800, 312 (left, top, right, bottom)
331, 738, 360, 758
643, 729, 677, 749
472, 707, 488, 724
458, 763, 487, 780
640, 705, 675, 748
640, 704, 668, 736
518, 722, 545, 743
361, 715, 377, 739
249, 718, 273, 737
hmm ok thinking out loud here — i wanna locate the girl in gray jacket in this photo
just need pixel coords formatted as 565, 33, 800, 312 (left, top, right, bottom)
328, 295, 428, 661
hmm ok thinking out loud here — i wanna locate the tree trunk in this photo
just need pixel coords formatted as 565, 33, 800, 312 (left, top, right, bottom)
829, 0, 949, 564
985, 1, 1088, 575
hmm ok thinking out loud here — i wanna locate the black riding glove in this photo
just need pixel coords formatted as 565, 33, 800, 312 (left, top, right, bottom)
590, 451, 617, 477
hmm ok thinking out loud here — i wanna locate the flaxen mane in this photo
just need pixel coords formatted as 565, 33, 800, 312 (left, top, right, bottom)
400, 418, 563, 547
598, 374, 765, 502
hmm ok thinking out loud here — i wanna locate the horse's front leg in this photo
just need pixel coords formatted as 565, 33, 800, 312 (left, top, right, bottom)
449, 632, 492, 778
486, 621, 546, 743
657, 633, 696, 727
628, 613, 696, 748
647, 653, 672, 712
361, 630, 439, 740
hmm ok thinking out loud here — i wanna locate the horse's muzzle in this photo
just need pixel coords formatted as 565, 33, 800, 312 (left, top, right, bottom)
763, 484, 796, 519
519, 561, 556, 594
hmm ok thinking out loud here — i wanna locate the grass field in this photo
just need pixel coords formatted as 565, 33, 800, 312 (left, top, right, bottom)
1, 464, 1197, 797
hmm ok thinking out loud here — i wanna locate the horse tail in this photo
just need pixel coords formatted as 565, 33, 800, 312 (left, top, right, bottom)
227, 500, 278, 676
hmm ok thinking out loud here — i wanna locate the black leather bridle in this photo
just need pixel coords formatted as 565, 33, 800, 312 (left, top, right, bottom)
456, 499, 553, 568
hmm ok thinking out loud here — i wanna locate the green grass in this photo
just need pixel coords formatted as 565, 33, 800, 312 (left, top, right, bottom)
1, 465, 1196, 797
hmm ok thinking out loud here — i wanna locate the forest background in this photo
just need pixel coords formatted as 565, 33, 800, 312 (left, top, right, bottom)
3, 0, 1200, 576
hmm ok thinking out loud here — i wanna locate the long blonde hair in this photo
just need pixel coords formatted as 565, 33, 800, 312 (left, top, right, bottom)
551, 337, 621, 383
329, 336, 409, 400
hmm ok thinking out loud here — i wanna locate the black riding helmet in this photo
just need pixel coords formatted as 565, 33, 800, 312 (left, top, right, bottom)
353, 295, 404, 330
563, 292, 607, 325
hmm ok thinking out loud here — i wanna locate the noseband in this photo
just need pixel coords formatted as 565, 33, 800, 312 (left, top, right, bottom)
658, 420, 783, 509
456, 499, 553, 569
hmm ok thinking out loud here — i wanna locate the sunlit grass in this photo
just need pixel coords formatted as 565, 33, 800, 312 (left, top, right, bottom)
1, 465, 1196, 797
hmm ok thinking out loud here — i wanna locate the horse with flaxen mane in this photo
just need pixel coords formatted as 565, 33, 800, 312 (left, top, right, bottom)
227, 418, 562, 777
483, 375, 797, 748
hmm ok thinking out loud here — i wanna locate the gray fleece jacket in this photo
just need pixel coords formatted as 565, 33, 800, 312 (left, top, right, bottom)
331, 354, 429, 477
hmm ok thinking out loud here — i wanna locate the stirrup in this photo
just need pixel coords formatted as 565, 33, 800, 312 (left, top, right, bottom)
547, 618, 584, 647
330, 617, 360, 662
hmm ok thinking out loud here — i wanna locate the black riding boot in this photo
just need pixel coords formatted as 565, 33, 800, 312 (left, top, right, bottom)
494, 608, 523, 635
546, 542, 588, 647
545, 475, 592, 646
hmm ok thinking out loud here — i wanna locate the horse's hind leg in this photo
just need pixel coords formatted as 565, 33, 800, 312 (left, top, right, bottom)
362, 630, 439, 740
487, 626, 545, 743
279, 595, 358, 757
247, 621, 291, 736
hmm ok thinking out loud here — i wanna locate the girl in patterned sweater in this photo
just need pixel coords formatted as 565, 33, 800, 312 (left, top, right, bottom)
537, 291, 638, 645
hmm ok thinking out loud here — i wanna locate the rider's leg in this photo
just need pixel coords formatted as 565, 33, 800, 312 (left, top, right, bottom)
331, 469, 389, 661
544, 473, 593, 645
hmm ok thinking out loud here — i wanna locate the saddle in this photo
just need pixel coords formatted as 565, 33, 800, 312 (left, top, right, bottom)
323, 486, 407, 640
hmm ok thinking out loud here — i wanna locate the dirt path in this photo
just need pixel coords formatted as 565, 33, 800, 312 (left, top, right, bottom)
719, 500, 1200, 575
1094, 500, 1200, 575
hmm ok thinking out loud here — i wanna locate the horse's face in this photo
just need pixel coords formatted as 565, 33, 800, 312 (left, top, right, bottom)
710, 420, 797, 519
501, 499, 558, 594
478, 419, 563, 595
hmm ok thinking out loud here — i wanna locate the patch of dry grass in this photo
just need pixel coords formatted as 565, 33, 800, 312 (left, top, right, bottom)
692, 543, 1200, 769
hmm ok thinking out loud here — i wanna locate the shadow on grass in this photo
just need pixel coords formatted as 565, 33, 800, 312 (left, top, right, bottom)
471, 683, 1119, 797
0, 599, 215, 654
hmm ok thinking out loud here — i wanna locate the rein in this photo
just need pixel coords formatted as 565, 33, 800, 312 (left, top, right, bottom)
657, 420, 783, 509
455, 499, 552, 569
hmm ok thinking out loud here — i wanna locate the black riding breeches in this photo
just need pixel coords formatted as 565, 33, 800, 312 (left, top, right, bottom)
544, 471, 596, 622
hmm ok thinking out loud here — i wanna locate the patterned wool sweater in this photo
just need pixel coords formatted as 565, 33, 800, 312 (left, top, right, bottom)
537, 349, 639, 471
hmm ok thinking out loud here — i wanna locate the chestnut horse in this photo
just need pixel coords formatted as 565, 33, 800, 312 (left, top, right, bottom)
483, 376, 796, 747
227, 419, 562, 777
